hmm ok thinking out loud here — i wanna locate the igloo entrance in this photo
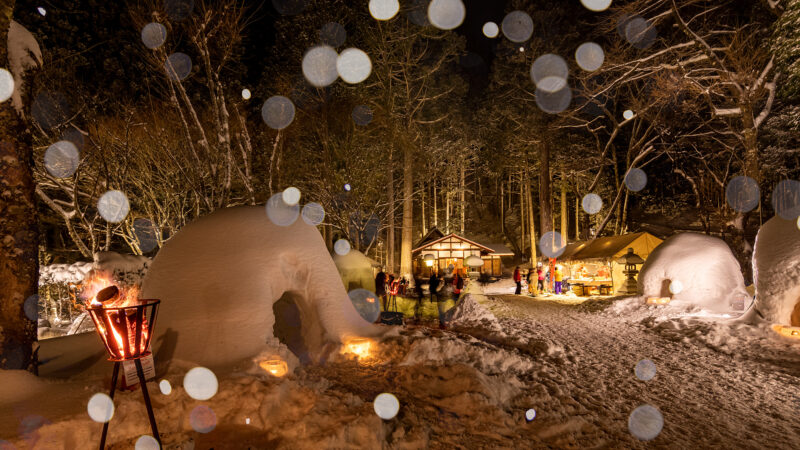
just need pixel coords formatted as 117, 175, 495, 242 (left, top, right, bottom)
273, 291, 312, 364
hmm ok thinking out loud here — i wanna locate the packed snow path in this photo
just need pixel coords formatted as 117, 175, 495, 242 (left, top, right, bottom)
480, 294, 800, 449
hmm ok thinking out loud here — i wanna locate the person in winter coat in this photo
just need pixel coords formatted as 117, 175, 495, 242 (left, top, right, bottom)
375, 269, 388, 310
452, 272, 464, 300
513, 266, 522, 295
537, 267, 545, 293
429, 272, 440, 302
554, 266, 564, 295
526, 269, 535, 295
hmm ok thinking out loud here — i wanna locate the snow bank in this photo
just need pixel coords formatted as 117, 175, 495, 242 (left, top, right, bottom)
638, 233, 749, 312
442, 294, 503, 333
39, 252, 149, 287
141, 206, 387, 370
751, 216, 800, 325
38, 262, 93, 285
400, 335, 533, 375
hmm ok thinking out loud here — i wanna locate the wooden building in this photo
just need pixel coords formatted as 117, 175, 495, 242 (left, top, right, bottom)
411, 228, 513, 277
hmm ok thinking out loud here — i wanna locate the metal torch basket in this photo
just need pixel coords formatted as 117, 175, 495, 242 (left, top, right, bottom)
87, 298, 161, 450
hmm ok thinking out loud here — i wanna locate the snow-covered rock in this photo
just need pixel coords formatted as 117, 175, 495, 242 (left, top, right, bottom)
638, 233, 749, 312
751, 216, 800, 325
38, 261, 93, 285
141, 206, 387, 370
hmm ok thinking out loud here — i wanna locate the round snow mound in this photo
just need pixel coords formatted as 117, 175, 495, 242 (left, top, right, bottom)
752, 216, 800, 325
638, 233, 748, 312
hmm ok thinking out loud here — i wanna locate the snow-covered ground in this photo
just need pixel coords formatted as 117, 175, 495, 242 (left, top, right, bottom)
4, 284, 800, 448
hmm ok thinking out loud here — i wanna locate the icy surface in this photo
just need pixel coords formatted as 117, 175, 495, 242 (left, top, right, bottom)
751, 216, 800, 325
141, 206, 387, 369
638, 233, 749, 312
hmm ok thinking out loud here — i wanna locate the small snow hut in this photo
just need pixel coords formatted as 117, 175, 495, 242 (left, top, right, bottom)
411, 228, 513, 277
752, 216, 800, 326
333, 249, 381, 292
559, 232, 663, 295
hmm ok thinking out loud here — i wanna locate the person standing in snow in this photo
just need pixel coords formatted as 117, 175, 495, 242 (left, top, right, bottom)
526, 269, 535, 295
429, 272, 440, 302
537, 267, 545, 293
375, 269, 388, 310
554, 266, 563, 295
513, 266, 522, 295
452, 272, 464, 300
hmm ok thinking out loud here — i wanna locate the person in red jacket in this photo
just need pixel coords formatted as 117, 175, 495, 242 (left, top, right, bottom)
513, 266, 522, 295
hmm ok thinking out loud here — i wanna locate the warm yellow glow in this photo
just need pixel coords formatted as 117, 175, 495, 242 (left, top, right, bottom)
425, 259, 434, 267
646, 297, 671, 305
772, 324, 800, 340
344, 338, 372, 358
259, 359, 288, 377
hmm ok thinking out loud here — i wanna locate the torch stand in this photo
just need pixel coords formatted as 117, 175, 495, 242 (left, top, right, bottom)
99, 358, 161, 450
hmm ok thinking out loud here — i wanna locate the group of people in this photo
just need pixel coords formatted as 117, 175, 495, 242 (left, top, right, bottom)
374, 271, 408, 311
374, 269, 466, 311
513, 265, 564, 296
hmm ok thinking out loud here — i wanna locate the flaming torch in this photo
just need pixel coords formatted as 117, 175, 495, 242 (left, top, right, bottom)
86, 284, 161, 449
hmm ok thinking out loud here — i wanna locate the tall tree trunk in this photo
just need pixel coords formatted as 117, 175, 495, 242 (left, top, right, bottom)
735, 102, 760, 284
538, 142, 553, 235
526, 178, 537, 263
433, 180, 438, 229
560, 170, 567, 241
460, 163, 465, 235
400, 140, 413, 281
421, 181, 426, 235
575, 189, 580, 240
445, 182, 451, 234
0, 1, 38, 373
520, 172, 525, 256
387, 156, 395, 273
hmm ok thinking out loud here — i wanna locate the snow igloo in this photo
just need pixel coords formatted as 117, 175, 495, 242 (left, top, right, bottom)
140, 206, 386, 370
751, 216, 800, 326
638, 233, 749, 312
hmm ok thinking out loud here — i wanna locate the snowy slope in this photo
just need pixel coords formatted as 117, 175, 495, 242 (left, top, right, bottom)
141, 206, 388, 370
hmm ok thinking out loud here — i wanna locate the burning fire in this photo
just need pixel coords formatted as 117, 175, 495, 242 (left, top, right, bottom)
81, 271, 150, 360
343, 338, 372, 358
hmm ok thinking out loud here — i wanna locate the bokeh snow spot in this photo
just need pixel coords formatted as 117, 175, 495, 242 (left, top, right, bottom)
164, 53, 192, 81
44, 140, 79, 178
624, 16, 657, 49
771, 179, 800, 220
301, 202, 325, 226
575, 42, 604, 72
241, 88, 251, 100
97, 190, 130, 223
624, 168, 647, 192
190, 405, 217, 433
183, 367, 218, 401
282, 187, 301, 206
369, 0, 399, 21
87, 393, 114, 423
525, 408, 536, 422
427, 0, 465, 30
164, 0, 194, 21
261, 96, 295, 130
482, 21, 499, 38
634, 359, 656, 381
628, 404, 663, 440
334, 239, 351, 256
272, 0, 306, 16
539, 231, 566, 258
141, 23, 167, 49
501, 11, 533, 43
725, 176, 759, 213
535, 85, 571, 114
266, 193, 300, 227
349, 288, 380, 323
531, 54, 568, 93
580, 0, 611, 12
669, 280, 683, 295
0, 68, 14, 103
133, 218, 158, 253
159, 379, 172, 395
352, 105, 373, 126
302, 45, 338, 88
623, 109, 634, 120
374, 393, 400, 419
582, 193, 603, 215
134, 435, 160, 450
320, 22, 346, 47
337, 48, 372, 84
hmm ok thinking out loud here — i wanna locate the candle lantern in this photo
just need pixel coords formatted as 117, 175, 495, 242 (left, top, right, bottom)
86, 285, 161, 449
259, 358, 289, 377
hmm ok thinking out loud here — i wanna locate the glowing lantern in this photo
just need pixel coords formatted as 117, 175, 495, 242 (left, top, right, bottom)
345, 338, 372, 358
259, 358, 288, 377
772, 324, 800, 340
424, 253, 435, 267
646, 297, 671, 305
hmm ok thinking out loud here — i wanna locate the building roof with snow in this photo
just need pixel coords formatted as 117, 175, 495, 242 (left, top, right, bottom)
561, 232, 663, 261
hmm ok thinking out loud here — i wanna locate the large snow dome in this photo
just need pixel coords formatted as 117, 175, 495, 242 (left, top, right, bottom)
638, 233, 748, 312
752, 216, 800, 325
141, 206, 386, 369
333, 249, 379, 292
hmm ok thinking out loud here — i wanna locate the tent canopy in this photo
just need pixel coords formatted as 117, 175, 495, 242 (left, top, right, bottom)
561, 232, 663, 261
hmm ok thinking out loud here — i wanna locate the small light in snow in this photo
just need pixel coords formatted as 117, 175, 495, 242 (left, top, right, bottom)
634, 359, 657, 381
502, 11, 533, 43
159, 379, 172, 395
282, 186, 301, 206
87, 393, 115, 423
134, 435, 160, 450
344, 183, 352, 191
525, 408, 536, 422
97, 190, 130, 223
369, 0, 399, 21
669, 280, 683, 295
190, 405, 217, 433
266, 193, 300, 226
241, 88, 251, 100
623, 109, 634, 120
482, 22, 499, 38
334, 239, 351, 256
337, 48, 372, 84
246, 417, 250, 424
302, 45, 338, 88
580, 0, 611, 12
37, 6, 46, 16
0, 68, 14, 103
427, 0, 466, 31
628, 404, 663, 441
183, 367, 218, 401
374, 393, 400, 420
624, 168, 647, 192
